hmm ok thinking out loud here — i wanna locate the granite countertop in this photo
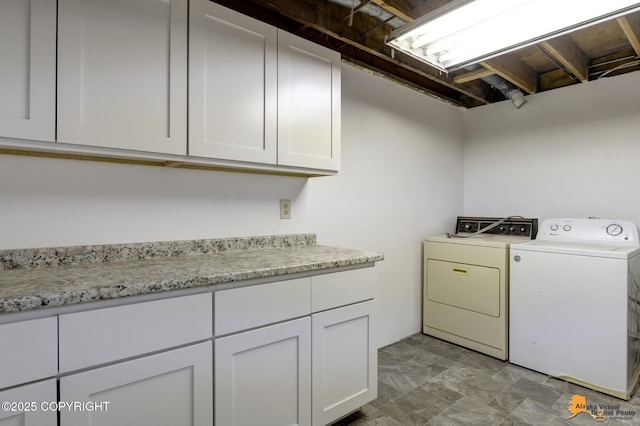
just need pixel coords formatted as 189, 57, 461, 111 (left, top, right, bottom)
0, 234, 383, 314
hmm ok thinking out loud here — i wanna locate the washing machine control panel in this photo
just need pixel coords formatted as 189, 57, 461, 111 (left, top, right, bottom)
537, 218, 640, 244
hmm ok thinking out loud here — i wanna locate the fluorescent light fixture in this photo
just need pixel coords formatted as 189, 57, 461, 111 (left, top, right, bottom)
386, 0, 640, 72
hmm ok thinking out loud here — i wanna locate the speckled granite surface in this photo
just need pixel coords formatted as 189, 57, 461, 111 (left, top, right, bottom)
0, 234, 317, 271
0, 235, 383, 314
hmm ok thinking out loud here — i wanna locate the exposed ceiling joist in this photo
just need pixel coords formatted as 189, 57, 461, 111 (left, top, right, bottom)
368, 0, 453, 21
453, 67, 496, 84
211, 0, 640, 109
539, 36, 589, 82
617, 15, 640, 56
341, 0, 374, 23
369, 0, 412, 22
539, 68, 579, 91
481, 57, 539, 94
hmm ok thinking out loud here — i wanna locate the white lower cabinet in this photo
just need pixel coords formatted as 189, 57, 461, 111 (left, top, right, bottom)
0, 317, 57, 389
215, 317, 312, 426
214, 267, 377, 426
312, 300, 377, 426
0, 380, 57, 426
0, 267, 377, 426
59, 342, 213, 426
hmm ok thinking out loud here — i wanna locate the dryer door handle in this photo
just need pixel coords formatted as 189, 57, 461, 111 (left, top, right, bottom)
452, 267, 468, 276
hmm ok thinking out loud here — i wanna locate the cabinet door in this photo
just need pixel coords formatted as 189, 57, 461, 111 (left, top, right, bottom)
57, 0, 187, 155
189, 0, 277, 163
215, 317, 311, 426
0, 380, 56, 426
0, 317, 57, 389
312, 300, 377, 426
59, 342, 213, 426
0, 0, 55, 142
277, 31, 341, 171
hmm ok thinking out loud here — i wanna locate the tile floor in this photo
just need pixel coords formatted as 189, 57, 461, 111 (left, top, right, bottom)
336, 333, 640, 426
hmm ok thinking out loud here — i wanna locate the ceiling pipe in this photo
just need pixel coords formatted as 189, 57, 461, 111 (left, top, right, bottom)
476, 72, 528, 109
328, 0, 406, 29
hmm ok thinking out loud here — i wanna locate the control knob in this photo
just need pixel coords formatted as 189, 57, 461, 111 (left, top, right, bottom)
607, 224, 623, 236
550, 224, 559, 231
563, 225, 572, 231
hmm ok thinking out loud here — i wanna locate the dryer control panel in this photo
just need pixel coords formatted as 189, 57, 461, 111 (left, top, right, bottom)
537, 218, 640, 245
456, 217, 538, 238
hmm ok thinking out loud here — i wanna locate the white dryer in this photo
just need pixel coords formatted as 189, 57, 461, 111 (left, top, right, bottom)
510, 218, 640, 399
423, 216, 538, 360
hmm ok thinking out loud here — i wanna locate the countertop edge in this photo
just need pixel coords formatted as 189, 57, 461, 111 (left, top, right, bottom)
0, 248, 384, 315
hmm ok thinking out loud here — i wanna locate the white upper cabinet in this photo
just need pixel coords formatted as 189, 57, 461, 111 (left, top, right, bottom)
277, 31, 341, 171
189, 2, 341, 173
57, 0, 188, 155
189, 0, 277, 163
0, 0, 55, 142
0, 0, 341, 174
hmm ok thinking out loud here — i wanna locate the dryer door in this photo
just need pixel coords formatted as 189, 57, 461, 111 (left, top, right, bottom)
426, 260, 500, 317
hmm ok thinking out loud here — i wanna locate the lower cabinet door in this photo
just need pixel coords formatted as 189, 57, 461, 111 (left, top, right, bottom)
312, 300, 377, 426
59, 342, 213, 426
215, 317, 311, 426
0, 380, 57, 426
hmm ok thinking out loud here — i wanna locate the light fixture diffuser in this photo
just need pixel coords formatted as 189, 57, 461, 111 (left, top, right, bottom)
386, 0, 640, 72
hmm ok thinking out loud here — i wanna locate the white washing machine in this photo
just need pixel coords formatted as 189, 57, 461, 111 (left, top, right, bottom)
510, 218, 640, 400
423, 216, 537, 360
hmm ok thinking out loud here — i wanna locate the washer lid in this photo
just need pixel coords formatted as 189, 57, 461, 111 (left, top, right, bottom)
510, 239, 640, 259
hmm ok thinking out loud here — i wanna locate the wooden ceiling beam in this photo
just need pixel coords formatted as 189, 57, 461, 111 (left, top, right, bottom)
539, 36, 589, 82
371, 0, 465, 22
343, 49, 478, 104
539, 68, 579, 92
588, 47, 640, 79
480, 56, 539, 94
369, 0, 412, 22
453, 67, 496, 84
540, 47, 638, 89
617, 14, 640, 56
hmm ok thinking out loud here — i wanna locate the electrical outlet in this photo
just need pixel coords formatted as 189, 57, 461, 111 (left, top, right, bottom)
280, 199, 291, 219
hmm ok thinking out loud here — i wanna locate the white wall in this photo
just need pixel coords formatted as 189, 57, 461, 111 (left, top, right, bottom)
308, 64, 464, 347
0, 156, 311, 249
0, 63, 465, 347
463, 71, 640, 224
